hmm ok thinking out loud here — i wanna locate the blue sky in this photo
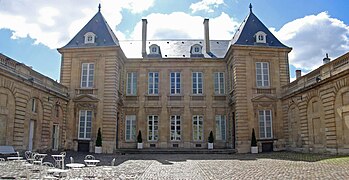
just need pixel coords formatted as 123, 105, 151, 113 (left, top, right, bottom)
0, 0, 349, 81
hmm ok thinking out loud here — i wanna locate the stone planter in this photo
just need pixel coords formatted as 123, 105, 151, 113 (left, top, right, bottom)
95, 146, 102, 154
251, 146, 258, 154
208, 143, 213, 149
137, 143, 143, 149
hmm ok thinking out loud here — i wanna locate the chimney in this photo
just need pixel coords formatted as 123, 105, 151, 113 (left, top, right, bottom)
323, 53, 330, 64
296, 70, 301, 79
203, 19, 210, 53
142, 19, 148, 58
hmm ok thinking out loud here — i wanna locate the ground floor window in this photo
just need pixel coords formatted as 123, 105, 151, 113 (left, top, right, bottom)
148, 115, 159, 141
259, 110, 273, 138
215, 115, 226, 141
170, 115, 181, 141
79, 110, 92, 139
125, 115, 136, 141
193, 115, 203, 141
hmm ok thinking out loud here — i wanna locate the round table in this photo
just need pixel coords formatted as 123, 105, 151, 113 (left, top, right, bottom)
66, 163, 85, 169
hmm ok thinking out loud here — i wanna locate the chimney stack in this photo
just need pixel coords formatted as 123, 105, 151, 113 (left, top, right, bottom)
323, 53, 330, 64
203, 19, 210, 53
142, 19, 148, 58
296, 70, 301, 79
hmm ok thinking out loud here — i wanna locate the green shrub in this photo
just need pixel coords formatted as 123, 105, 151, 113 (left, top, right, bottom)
251, 128, 257, 147
96, 128, 102, 147
208, 131, 214, 143
137, 130, 142, 143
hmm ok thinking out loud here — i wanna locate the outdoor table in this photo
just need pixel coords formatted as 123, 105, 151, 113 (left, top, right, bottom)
84, 159, 100, 166
66, 163, 85, 169
52, 154, 65, 169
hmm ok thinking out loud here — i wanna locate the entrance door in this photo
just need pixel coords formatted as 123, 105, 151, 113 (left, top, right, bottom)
52, 124, 59, 151
28, 120, 35, 151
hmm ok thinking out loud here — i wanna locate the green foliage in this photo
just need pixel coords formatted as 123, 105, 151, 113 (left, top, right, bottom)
137, 130, 142, 143
96, 128, 102, 147
251, 128, 257, 147
208, 131, 214, 143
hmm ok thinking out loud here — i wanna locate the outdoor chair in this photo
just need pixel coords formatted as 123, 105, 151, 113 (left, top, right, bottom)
85, 155, 95, 160
25, 151, 35, 163
70, 156, 74, 163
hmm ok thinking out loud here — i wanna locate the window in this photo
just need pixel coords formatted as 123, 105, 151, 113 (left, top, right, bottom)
126, 72, 137, 95
148, 115, 159, 141
192, 72, 203, 94
125, 115, 136, 141
170, 72, 181, 94
191, 44, 202, 54
193, 115, 203, 141
214, 72, 225, 94
215, 115, 226, 141
152, 47, 157, 53
170, 115, 181, 141
148, 72, 159, 95
81, 63, 94, 88
31, 98, 37, 113
84, 32, 96, 44
256, 62, 269, 87
79, 110, 92, 139
255, 31, 266, 43
55, 105, 59, 117
259, 110, 273, 139
149, 44, 160, 55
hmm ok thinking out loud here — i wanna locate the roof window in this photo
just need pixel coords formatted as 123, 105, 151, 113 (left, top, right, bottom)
191, 44, 202, 55
148, 44, 161, 58
84, 32, 96, 44
255, 31, 267, 43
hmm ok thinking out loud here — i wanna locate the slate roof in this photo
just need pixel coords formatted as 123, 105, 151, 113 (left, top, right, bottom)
63, 10, 119, 48
119, 40, 230, 59
231, 8, 288, 48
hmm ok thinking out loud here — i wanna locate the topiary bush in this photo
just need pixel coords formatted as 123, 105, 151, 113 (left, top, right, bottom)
251, 128, 257, 147
208, 131, 214, 143
96, 128, 102, 147
137, 130, 142, 143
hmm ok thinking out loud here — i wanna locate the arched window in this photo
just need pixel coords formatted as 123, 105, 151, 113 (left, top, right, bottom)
84, 32, 96, 44
191, 44, 202, 55
149, 44, 160, 55
255, 31, 267, 43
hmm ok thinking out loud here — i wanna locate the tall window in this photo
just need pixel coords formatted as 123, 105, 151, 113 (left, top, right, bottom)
215, 115, 226, 141
31, 98, 37, 113
148, 115, 159, 141
148, 72, 159, 95
193, 115, 203, 141
81, 63, 94, 88
170, 72, 181, 94
170, 115, 181, 141
79, 110, 92, 139
259, 110, 273, 138
192, 72, 203, 94
125, 115, 136, 141
256, 62, 269, 87
126, 72, 137, 95
214, 72, 225, 94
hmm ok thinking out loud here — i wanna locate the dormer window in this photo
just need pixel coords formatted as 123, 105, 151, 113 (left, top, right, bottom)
84, 32, 96, 44
191, 44, 202, 55
148, 44, 161, 57
255, 31, 267, 43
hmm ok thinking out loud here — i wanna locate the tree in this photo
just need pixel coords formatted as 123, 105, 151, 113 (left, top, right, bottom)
96, 128, 102, 147
208, 131, 214, 143
251, 128, 257, 147
137, 130, 142, 143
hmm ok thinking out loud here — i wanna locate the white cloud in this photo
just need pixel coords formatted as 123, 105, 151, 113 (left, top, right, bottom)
190, 0, 225, 13
129, 12, 238, 40
0, 0, 155, 49
272, 12, 349, 71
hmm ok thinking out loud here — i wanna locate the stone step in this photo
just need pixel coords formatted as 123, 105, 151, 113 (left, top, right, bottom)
115, 148, 236, 154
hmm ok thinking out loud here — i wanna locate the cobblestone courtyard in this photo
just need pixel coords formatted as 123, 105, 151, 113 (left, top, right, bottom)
1, 152, 349, 179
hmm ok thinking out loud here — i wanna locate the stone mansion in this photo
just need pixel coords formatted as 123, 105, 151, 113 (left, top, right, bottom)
0, 5, 348, 154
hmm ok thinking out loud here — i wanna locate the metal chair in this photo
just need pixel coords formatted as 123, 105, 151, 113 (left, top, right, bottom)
85, 155, 95, 160
70, 156, 74, 163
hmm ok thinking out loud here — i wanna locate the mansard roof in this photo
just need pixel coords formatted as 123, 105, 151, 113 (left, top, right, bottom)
119, 40, 230, 59
231, 6, 288, 48
63, 9, 119, 48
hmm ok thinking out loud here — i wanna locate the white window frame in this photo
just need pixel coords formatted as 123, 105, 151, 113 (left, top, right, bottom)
148, 72, 159, 95
170, 115, 181, 141
256, 62, 270, 87
149, 44, 160, 54
215, 115, 226, 141
255, 31, 267, 43
78, 110, 92, 140
81, 63, 94, 88
192, 115, 203, 141
84, 32, 96, 44
258, 110, 273, 139
170, 72, 181, 95
125, 115, 136, 141
126, 72, 137, 95
191, 44, 202, 54
192, 72, 203, 94
148, 115, 159, 141
214, 72, 225, 95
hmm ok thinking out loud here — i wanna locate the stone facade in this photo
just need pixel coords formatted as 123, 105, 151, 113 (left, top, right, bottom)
0, 53, 69, 152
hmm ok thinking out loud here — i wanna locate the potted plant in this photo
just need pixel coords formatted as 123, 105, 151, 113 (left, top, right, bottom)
95, 128, 102, 153
251, 128, 258, 154
208, 131, 214, 149
137, 130, 143, 149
